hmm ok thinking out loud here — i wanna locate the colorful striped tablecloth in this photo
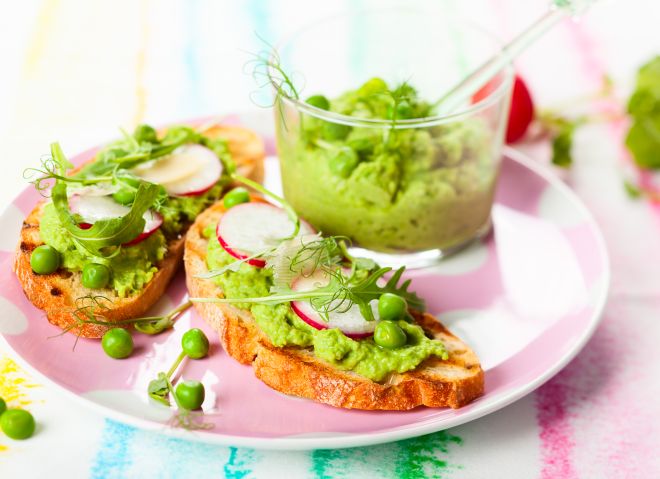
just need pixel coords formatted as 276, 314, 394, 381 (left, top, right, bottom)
1, 1, 660, 477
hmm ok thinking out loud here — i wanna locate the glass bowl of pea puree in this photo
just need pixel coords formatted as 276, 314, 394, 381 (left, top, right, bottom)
268, 7, 513, 267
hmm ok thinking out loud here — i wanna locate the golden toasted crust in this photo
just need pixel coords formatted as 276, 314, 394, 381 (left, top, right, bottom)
13, 123, 265, 338
202, 124, 265, 184
184, 202, 485, 410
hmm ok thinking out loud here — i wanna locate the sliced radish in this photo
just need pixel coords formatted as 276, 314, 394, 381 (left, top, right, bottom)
69, 195, 163, 246
132, 144, 223, 197
291, 271, 379, 339
132, 145, 207, 183
162, 147, 222, 197
216, 202, 314, 268
68, 183, 119, 197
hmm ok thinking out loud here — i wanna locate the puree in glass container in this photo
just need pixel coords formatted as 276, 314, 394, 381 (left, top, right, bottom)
276, 78, 498, 252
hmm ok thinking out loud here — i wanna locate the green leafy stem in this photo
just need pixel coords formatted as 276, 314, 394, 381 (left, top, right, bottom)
191, 266, 424, 323
148, 347, 213, 431
248, 43, 300, 102
53, 296, 192, 342
48, 142, 161, 260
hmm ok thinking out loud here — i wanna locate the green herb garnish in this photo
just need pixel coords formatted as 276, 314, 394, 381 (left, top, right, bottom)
147, 338, 213, 431
551, 119, 578, 168
625, 56, 660, 169
76, 125, 203, 178
248, 40, 300, 102
623, 179, 644, 199
537, 112, 586, 168
43, 142, 160, 259
194, 172, 422, 322
52, 295, 192, 346
192, 266, 424, 323
148, 352, 187, 406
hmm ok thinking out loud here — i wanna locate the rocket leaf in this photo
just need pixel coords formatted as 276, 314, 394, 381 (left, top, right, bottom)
49, 142, 160, 259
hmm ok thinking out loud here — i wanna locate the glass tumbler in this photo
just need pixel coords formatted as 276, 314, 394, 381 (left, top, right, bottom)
270, 7, 513, 268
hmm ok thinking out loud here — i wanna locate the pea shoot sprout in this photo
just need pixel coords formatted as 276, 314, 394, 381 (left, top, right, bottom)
148, 329, 213, 431
51, 295, 192, 349
192, 266, 423, 323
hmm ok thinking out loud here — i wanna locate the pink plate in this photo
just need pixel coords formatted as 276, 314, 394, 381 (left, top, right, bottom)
0, 113, 609, 450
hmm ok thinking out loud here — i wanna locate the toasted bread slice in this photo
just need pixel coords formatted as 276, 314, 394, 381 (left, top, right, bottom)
14, 124, 265, 338
184, 202, 485, 410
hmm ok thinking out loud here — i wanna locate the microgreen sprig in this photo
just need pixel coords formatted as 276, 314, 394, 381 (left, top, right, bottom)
132, 301, 193, 335
148, 352, 187, 406
147, 338, 213, 431
194, 176, 422, 321
23, 125, 194, 197
77, 127, 199, 178
247, 41, 300, 102
23, 157, 114, 196
287, 235, 345, 277
191, 266, 424, 323
52, 295, 192, 348
246, 40, 304, 132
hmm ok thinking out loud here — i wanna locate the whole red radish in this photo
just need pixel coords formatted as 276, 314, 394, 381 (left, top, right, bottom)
506, 75, 534, 143
472, 74, 535, 143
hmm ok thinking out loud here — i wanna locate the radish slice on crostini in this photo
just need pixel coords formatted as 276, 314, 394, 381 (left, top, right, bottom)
68, 183, 119, 197
216, 202, 315, 268
290, 271, 379, 339
132, 144, 223, 197
69, 194, 163, 245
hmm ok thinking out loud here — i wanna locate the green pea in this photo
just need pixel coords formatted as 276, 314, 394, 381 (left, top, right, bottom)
329, 148, 359, 178
112, 188, 136, 205
30, 245, 60, 275
182, 328, 209, 359
0, 397, 6, 416
378, 293, 407, 321
386, 101, 413, 120
82, 263, 111, 289
175, 380, 205, 410
305, 95, 330, 110
101, 328, 134, 359
133, 124, 158, 144
0, 409, 35, 440
322, 122, 351, 141
223, 187, 250, 209
347, 136, 374, 154
373, 321, 407, 349
358, 77, 388, 97
399, 103, 414, 119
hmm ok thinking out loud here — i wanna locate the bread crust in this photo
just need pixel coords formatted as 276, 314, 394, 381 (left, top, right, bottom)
184, 202, 485, 410
14, 123, 265, 338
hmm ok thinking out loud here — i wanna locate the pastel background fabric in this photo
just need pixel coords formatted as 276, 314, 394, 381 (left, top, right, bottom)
1, 0, 660, 477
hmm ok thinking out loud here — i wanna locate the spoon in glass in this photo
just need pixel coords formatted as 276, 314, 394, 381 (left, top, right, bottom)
435, 0, 600, 114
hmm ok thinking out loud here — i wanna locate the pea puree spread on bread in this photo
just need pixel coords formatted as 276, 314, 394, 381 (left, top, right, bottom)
32, 124, 233, 297
203, 226, 447, 382
185, 180, 484, 410
15, 122, 265, 338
